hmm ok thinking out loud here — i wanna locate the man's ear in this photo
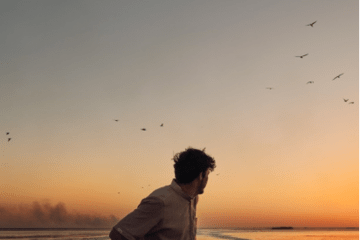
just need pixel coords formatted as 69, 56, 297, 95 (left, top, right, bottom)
199, 171, 205, 181
198, 172, 203, 181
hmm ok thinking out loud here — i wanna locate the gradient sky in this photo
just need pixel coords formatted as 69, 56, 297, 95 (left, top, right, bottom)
0, 0, 358, 228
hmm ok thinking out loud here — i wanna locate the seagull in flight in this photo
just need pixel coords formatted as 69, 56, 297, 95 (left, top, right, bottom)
343, 98, 349, 102
306, 21, 317, 27
296, 54, 308, 58
6, 132, 9, 135
8, 138, 11, 142
160, 123, 163, 127
141, 128, 146, 131
114, 119, 119, 122
266, 87, 273, 90
333, 73, 344, 80
306, 81, 314, 84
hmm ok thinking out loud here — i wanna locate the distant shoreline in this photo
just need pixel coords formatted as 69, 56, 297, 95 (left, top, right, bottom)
271, 227, 293, 230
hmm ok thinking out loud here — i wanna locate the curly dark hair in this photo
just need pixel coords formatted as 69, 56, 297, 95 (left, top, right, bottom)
173, 147, 216, 184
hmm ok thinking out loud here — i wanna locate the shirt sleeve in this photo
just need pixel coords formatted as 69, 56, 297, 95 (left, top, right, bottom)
113, 196, 164, 240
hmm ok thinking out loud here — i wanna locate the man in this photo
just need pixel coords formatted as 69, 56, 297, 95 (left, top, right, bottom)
109, 147, 216, 240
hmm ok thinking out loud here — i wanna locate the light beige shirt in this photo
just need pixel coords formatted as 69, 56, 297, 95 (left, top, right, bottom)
113, 179, 198, 240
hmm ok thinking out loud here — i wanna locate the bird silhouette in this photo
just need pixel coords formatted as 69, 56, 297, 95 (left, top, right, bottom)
114, 119, 119, 122
6, 132, 9, 135
343, 98, 349, 102
266, 87, 273, 90
141, 128, 146, 131
333, 73, 344, 80
306, 81, 314, 84
8, 138, 11, 142
160, 123, 163, 127
306, 21, 317, 27
296, 54, 308, 58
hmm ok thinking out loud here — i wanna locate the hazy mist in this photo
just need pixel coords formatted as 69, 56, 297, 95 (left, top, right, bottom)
0, 201, 119, 228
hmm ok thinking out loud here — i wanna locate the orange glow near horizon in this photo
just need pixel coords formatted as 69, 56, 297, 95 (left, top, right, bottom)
1, 148, 358, 228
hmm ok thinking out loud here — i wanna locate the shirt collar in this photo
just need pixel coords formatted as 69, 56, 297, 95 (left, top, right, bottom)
170, 179, 194, 201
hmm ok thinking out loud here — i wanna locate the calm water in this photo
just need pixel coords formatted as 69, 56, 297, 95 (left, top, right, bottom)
0, 228, 358, 240
0, 229, 110, 240
197, 228, 359, 240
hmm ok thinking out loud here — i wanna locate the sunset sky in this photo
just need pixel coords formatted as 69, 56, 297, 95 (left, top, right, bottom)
0, 0, 358, 228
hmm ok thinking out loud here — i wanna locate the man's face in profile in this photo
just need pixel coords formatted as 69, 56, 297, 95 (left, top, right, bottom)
198, 169, 210, 195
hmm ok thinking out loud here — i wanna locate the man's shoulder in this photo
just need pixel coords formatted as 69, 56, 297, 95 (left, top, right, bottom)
148, 184, 175, 202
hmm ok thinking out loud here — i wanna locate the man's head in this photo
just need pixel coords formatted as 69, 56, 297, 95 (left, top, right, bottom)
173, 147, 216, 195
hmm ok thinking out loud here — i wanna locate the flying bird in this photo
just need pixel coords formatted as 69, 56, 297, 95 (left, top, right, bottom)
141, 128, 146, 131
8, 138, 11, 142
333, 73, 344, 80
306, 81, 314, 84
349, 102, 354, 104
306, 21, 317, 27
114, 119, 119, 122
343, 98, 349, 102
160, 123, 163, 127
266, 87, 273, 90
296, 54, 308, 58
6, 132, 9, 135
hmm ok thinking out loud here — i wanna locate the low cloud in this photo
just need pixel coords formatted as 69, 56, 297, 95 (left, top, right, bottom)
0, 201, 119, 228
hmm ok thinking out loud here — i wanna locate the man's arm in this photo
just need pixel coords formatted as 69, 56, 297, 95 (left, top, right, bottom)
110, 196, 164, 240
109, 227, 128, 240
